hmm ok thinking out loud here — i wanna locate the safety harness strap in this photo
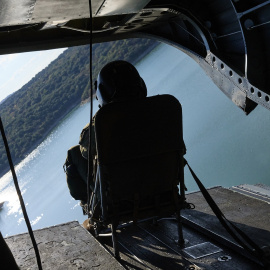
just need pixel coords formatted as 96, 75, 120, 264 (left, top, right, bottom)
184, 159, 267, 263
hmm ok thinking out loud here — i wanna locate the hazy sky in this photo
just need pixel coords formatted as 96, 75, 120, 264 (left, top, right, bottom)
0, 48, 66, 102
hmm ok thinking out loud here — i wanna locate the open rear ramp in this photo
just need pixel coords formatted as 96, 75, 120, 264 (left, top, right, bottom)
4, 186, 269, 269
98, 186, 268, 269
4, 221, 124, 270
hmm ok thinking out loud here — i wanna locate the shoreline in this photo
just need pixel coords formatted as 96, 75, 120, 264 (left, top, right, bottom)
0, 44, 159, 179
0, 101, 83, 179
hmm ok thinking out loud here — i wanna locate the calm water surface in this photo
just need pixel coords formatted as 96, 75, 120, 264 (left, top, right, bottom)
1, 43, 270, 237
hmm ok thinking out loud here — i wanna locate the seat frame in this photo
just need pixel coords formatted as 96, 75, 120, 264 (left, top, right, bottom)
89, 94, 186, 258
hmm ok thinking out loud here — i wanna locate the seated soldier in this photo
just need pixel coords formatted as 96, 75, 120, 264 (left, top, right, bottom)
64, 60, 147, 213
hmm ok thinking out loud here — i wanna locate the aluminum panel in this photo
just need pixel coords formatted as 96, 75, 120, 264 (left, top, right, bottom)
0, 0, 36, 26
32, 0, 103, 23
95, 0, 151, 16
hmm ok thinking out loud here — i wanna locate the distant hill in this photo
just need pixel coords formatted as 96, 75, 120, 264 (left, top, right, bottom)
0, 39, 159, 177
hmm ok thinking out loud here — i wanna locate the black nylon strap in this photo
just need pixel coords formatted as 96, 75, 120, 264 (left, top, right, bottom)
185, 159, 265, 260
0, 117, 43, 270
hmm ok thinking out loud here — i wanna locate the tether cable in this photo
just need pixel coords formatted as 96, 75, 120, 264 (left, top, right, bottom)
0, 117, 43, 270
87, 0, 94, 218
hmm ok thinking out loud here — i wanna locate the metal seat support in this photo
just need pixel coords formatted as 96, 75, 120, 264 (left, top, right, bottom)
90, 94, 186, 258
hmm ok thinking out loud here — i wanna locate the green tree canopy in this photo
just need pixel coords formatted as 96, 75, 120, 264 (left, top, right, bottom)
0, 39, 159, 177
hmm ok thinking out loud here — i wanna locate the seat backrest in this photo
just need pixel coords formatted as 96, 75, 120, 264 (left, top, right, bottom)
94, 94, 185, 223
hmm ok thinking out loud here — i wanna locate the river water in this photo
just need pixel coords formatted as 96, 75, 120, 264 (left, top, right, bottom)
1, 43, 270, 237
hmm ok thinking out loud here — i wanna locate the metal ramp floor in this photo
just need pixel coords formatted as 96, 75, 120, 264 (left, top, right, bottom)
5, 186, 269, 269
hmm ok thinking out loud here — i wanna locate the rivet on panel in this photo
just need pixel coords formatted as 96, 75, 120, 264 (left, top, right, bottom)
244, 19, 254, 30
218, 255, 232, 262
186, 266, 196, 270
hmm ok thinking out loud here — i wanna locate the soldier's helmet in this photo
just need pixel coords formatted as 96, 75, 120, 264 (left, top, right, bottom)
96, 60, 147, 107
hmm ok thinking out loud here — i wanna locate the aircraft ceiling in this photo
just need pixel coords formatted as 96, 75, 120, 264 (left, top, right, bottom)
1, 0, 270, 114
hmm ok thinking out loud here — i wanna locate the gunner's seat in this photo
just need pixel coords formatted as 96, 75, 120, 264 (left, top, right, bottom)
90, 94, 186, 258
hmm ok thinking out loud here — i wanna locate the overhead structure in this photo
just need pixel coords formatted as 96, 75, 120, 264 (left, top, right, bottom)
1, 0, 270, 114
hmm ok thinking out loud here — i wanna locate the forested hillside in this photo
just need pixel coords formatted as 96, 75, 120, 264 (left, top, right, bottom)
0, 38, 159, 177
